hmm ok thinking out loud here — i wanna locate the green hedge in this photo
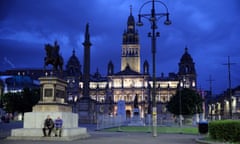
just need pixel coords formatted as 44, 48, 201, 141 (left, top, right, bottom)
209, 120, 240, 142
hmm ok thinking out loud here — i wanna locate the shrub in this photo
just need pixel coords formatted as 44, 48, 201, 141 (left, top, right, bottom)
209, 120, 240, 142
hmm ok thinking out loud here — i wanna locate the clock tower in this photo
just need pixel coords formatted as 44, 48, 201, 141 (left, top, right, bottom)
121, 6, 140, 72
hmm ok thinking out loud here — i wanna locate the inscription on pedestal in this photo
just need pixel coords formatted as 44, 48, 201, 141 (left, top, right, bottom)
39, 77, 67, 104
44, 89, 53, 97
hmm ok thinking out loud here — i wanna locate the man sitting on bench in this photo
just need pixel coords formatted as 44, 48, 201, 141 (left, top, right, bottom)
42, 115, 54, 137
54, 116, 63, 137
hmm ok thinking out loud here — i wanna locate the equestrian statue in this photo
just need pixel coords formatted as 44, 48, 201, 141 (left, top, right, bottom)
44, 41, 63, 71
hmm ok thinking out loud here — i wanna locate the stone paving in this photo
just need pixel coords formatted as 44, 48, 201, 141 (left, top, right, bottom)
0, 121, 222, 144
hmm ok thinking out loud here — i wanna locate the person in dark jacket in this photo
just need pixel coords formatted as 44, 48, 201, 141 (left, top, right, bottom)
42, 115, 54, 137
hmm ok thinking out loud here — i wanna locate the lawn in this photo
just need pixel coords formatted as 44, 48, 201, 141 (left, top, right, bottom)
104, 126, 199, 134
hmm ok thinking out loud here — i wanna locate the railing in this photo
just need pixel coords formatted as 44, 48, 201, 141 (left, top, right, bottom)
96, 113, 177, 130
96, 115, 125, 130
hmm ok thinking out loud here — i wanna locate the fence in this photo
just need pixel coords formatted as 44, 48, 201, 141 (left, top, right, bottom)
96, 114, 125, 130
96, 113, 177, 130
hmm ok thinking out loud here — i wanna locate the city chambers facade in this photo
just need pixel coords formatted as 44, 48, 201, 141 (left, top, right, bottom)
0, 9, 197, 122
65, 9, 197, 121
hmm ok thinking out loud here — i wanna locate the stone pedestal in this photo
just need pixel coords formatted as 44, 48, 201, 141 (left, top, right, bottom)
32, 103, 72, 112
8, 76, 89, 141
38, 77, 68, 103
9, 112, 88, 139
78, 97, 96, 124
23, 112, 78, 129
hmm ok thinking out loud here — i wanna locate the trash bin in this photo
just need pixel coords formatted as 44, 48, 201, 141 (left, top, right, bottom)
198, 121, 208, 134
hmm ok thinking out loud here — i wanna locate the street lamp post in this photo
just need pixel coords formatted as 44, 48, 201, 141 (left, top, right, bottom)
179, 77, 186, 127
137, 0, 171, 137
179, 81, 183, 127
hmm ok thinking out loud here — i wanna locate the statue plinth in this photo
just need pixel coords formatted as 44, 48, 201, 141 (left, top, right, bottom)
39, 77, 68, 104
78, 97, 96, 124
33, 102, 71, 112
8, 76, 89, 140
33, 76, 72, 112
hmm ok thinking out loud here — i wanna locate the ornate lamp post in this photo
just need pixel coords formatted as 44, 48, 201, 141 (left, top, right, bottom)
179, 81, 183, 127
137, 0, 171, 137
179, 76, 186, 127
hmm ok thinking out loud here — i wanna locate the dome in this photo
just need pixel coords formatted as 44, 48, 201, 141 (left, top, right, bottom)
180, 47, 193, 63
67, 50, 80, 67
66, 49, 81, 75
178, 47, 196, 75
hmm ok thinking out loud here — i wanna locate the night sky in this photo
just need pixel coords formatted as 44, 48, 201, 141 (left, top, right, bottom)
0, 0, 239, 94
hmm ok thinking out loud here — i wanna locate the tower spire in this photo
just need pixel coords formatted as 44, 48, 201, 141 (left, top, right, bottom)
130, 5, 132, 15
83, 23, 91, 46
72, 48, 75, 55
82, 23, 91, 98
185, 45, 188, 53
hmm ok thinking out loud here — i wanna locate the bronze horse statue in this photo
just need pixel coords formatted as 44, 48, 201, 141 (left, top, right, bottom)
44, 41, 63, 71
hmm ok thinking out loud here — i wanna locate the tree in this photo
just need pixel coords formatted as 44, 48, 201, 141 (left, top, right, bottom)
2, 92, 18, 114
2, 88, 40, 115
166, 88, 203, 115
20, 88, 40, 113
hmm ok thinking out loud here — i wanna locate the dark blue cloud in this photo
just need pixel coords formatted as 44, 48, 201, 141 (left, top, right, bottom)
0, 0, 239, 94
